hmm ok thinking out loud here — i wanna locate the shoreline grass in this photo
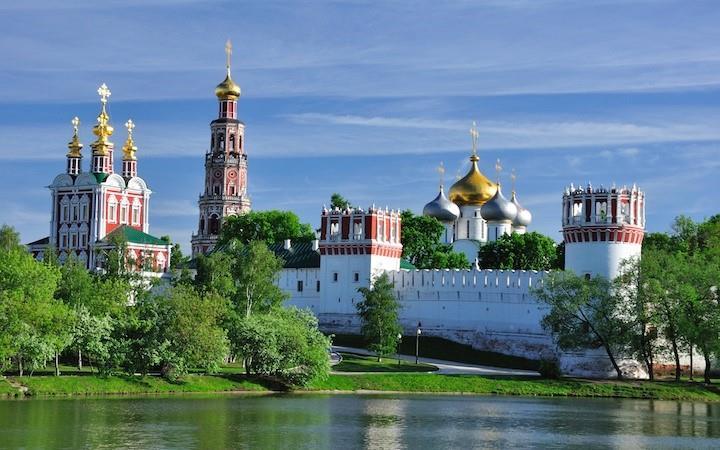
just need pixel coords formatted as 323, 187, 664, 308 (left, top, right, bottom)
3, 373, 720, 402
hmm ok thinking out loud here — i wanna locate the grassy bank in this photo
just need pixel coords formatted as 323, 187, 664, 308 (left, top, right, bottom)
334, 353, 438, 373
332, 333, 539, 371
10, 374, 270, 397
4, 373, 720, 402
309, 374, 720, 401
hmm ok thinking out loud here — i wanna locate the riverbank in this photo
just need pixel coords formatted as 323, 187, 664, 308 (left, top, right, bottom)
4, 373, 720, 402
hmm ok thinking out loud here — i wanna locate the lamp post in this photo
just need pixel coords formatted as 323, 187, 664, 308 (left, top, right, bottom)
397, 333, 402, 366
415, 327, 422, 365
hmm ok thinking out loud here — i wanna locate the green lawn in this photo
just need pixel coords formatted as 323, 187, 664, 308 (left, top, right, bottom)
332, 333, 539, 371
308, 373, 720, 401
0, 378, 20, 397
12, 374, 270, 397
334, 353, 438, 373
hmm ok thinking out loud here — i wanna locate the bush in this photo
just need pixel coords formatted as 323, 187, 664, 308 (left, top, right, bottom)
538, 358, 562, 379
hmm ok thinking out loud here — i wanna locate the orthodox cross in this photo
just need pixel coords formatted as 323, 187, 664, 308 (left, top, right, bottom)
125, 119, 135, 137
97, 83, 111, 104
511, 169, 517, 193
225, 39, 233, 70
71, 116, 80, 136
495, 158, 502, 184
437, 162, 445, 188
469, 121, 479, 156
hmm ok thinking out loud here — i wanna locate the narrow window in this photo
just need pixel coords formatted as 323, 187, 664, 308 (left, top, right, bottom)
333, 272, 338, 282
297, 280, 304, 292
316, 280, 320, 292
354, 272, 360, 283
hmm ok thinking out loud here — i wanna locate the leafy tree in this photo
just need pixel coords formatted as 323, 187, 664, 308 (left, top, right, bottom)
0, 224, 20, 251
71, 307, 113, 372
330, 193, 352, 210
234, 307, 331, 387
218, 211, 314, 247
614, 256, 664, 380
478, 232, 559, 270
160, 235, 189, 270
533, 271, 628, 379
356, 273, 403, 361
400, 210, 469, 269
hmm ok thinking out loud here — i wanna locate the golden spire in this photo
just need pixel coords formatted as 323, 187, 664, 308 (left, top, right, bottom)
215, 39, 241, 99
91, 83, 114, 156
67, 116, 83, 157
122, 119, 137, 160
437, 162, 445, 189
469, 121, 479, 161
495, 158, 502, 185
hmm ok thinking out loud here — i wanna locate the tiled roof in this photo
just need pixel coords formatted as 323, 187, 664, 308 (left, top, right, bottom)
268, 240, 320, 269
26, 236, 50, 247
103, 225, 169, 246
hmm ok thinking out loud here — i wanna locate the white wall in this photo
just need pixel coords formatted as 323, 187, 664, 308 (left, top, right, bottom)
565, 241, 641, 280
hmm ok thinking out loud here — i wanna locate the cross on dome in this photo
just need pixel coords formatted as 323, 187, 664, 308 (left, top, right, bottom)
125, 119, 135, 136
511, 169, 517, 193
71, 116, 80, 134
225, 39, 233, 69
495, 158, 502, 184
437, 162, 445, 188
469, 121, 479, 156
97, 83, 111, 104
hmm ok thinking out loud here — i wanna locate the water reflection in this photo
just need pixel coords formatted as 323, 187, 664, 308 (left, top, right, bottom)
1, 394, 720, 449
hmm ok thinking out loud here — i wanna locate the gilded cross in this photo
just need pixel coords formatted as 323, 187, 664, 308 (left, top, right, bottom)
125, 119, 135, 137
495, 158, 502, 183
225, 39, 233, 69
469, 121, 479, 155
511, 169, 517, 193
437, 162, 445, 188
97, 83, 111, 104
71, 116, 80, 134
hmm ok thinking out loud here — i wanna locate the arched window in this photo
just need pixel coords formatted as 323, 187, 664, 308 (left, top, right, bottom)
218, 133, 225, 150
199, 217, 205, 233
208, 214, 220, 235
229, 134, 236, 153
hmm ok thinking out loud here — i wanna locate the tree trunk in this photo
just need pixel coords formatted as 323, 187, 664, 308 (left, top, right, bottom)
18, 357, 23, 377
603, 342, 623, 380
78, 349, 83, 371
689, 346, 694, 381
54, 352, 60, 377
644, 356, 654, 381
704, 352, 712, 385
671, 339, 681, 382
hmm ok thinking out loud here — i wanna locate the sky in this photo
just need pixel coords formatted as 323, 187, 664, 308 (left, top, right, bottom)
1, 0, 719, 254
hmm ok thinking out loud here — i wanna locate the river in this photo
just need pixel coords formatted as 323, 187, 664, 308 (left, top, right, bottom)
1, 394, 720, 449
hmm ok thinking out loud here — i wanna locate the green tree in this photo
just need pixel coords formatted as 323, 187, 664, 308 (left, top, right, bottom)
234, 307, 331, 387
160, 235, 189, 270
0, 225, 20, 251
218, 211, 314, 247
478, 232, 559, 270
400, 210, 469, 269
356, 273, 403, 362
330, 193, 352, 210
533, 271, 628, 379
71, 306, 113, 372
614, 256, 664, 380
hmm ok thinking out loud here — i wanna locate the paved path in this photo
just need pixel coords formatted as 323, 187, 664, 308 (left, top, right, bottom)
332, 346, 539, 376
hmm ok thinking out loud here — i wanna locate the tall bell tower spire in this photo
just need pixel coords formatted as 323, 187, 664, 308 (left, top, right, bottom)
191, 40, 251, 257
66, 116, 83, 176
90, 83, 114, 175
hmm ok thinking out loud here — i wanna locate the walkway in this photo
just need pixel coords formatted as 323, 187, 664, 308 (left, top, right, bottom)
332, 346, 539, 376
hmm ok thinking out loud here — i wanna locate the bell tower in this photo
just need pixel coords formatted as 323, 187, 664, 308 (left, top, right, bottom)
191, 40, 251, 257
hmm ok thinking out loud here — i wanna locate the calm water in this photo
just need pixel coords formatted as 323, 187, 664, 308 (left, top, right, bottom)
1, 394, 720, 449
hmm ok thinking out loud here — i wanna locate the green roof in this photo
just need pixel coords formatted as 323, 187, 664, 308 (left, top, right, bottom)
103, 225, 169, 246
268, 241, 320, 269
400, 259, 416, 270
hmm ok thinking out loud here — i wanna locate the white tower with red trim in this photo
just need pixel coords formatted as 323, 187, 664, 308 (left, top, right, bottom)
191, 40, 250, 256
318, 206, 402, 318
562, 182, 645, 280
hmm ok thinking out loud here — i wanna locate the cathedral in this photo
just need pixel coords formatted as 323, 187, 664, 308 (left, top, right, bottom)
421, 122, 532, 264
27, 84, 171, 274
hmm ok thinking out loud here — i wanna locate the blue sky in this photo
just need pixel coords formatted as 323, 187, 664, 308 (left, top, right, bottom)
1, 0, 719, 254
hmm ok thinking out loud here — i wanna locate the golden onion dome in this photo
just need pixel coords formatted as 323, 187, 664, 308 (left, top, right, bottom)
215, 69, 241, 100
448, 155, 497, 206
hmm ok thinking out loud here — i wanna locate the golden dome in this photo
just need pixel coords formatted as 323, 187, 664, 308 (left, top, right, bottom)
448, 155, 497, 206
215, 69, 241, 100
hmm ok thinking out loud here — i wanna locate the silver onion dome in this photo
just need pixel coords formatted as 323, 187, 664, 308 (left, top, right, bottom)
423, 186, 460, 222
481, 184, 518, 222
511, 191, 532, 227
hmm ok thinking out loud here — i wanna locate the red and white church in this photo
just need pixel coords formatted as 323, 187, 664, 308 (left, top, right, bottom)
28, 84, 171, 274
